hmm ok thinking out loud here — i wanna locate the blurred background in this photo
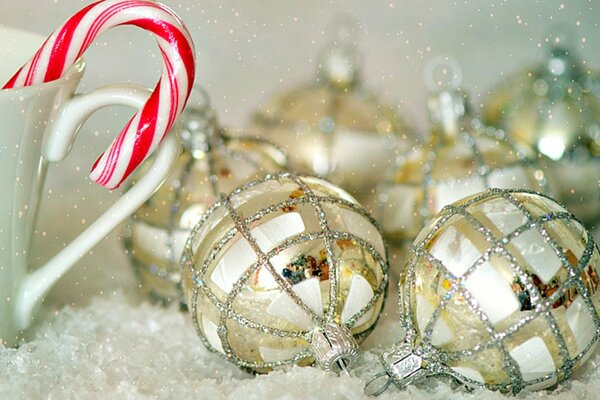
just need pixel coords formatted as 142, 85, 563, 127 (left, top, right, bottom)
3, 0, 600, 129
0, 0, 598, 308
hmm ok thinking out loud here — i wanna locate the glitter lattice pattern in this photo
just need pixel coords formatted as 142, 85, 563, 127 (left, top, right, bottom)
379, 116, 551, 241
182, 172, 388, 372
400, 188, 600, 393
124, 116, 287, 304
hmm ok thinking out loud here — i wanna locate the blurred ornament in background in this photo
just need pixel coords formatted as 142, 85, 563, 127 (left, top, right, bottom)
483, 33, 600, 226
250, 15, 413, 207
181, 172, 388, 373
366, 188, 600, 396
378, 57, 552, 243
123, 87, 288, 305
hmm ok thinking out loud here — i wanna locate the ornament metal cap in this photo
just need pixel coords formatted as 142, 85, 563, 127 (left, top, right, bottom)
364, 341, 430, 396
317, 14, 362, 89
427, 90, 471, 141
311, 322, 359, 373
424, 56, 471, 142
371, 188, 600, 395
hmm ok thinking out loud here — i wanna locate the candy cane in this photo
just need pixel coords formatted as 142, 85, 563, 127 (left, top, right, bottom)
3, 0, 196, 189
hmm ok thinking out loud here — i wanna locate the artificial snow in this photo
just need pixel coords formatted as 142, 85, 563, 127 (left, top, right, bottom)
1, 220, 598, 399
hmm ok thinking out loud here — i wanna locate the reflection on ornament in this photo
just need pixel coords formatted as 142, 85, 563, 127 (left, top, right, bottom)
181, 172, 388, 373
366, 188, 600, 395
123, 88, 288, 305
250, 16, 412, 204
483, 41, 600, 225
378, 58, 551, 243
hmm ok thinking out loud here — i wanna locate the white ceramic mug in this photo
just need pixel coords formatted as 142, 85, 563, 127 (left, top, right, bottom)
0, 27, 180, 346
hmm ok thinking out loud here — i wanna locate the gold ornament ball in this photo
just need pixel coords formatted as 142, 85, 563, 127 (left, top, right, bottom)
397, 188, 600, 393
378, 87, 551, 243
181, 172, 388, 373
483, 43, 600, 225
251, 18, 412, 205
124, 90, 288, 304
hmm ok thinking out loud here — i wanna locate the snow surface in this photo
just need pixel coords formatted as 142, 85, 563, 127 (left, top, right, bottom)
2, 228, 600, 399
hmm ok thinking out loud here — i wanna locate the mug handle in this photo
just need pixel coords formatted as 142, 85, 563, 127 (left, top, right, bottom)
14, 84, 180, 329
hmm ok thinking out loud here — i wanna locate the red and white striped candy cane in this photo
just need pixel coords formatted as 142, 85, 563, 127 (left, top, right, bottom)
3, 0, 196, 189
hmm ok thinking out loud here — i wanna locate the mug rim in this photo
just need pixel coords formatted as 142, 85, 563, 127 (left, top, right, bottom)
0, 59, 86, 97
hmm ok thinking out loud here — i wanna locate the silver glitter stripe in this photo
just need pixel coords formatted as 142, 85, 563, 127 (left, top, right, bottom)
398, 254, 418, 343
187, 193, 386, 294
415, 247, 525, 391
399, 188, 600, 393
502, 192, 600, 327
443, 238, 597, 360
328, 230, 389, 328
193, 230, 386, 339
224, 135, 288, 169
458, 130, 490, 186
378, 158, 533, 190
420, 146, 436, 220
502, 192, 600, 379
420, 208, 572, 389
289, 174, 340, 322
183, 171, 389, 371
223, 196, 324, 324
448, 204, 572, 373
380, 119, 550, 236
185, 233, 386, 374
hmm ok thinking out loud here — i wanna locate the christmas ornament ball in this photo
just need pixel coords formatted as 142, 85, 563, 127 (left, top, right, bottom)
483, 42, 600, 225
378, 84, 551, 243
181, 172, 388, 373
389, 188, 600, 394
124, 89, 288, 304
251, 17, 412, 204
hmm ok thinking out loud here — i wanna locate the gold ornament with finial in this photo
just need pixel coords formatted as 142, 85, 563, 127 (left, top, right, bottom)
365, 188, 600, 395
181, 172, 389, 373
483, 32, 600, 226
123, 87, 288, 305
251, 16, 412, 207
378, 57, 552, 243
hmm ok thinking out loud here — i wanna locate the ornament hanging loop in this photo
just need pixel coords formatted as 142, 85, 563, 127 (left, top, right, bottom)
543, 23, 577, 53
364, 372, 394, 397
330, 13, 361, 48
423, 55, 462, 91
540, 24, 580, 81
